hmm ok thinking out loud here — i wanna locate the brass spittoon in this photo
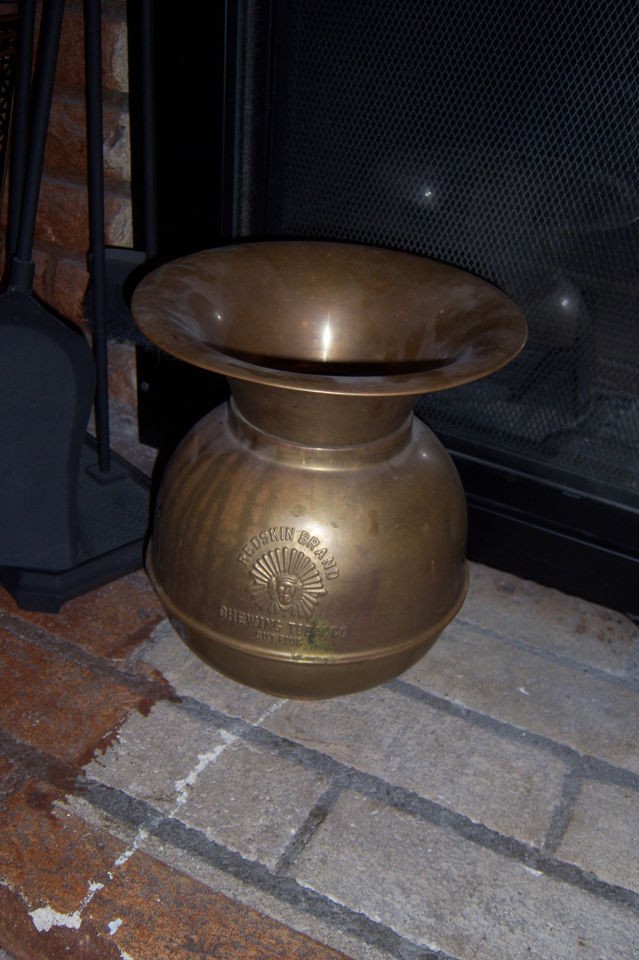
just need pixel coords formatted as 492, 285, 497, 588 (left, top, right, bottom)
132, 241, 526, 698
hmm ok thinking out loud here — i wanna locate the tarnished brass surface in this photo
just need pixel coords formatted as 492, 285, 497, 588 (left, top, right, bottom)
132, 242, 526, 698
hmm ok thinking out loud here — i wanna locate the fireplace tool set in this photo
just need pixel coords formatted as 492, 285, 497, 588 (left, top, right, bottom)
0, 0, 148, 611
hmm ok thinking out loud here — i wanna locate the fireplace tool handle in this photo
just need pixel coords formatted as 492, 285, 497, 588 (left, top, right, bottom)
5, 0, 35, 268
8, 0, 65, 289
84, 0, 111, 474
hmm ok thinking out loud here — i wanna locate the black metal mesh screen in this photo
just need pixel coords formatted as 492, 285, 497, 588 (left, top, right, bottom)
266, 0, 639, 496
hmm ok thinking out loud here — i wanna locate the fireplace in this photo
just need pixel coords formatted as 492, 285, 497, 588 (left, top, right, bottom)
130, 0, 639, 616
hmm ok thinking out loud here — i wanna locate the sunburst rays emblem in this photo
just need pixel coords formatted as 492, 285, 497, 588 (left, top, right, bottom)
249, 547, 326, 618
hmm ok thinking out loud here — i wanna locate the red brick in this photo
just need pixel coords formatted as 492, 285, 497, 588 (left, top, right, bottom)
45, 97, 85, 176
104, 185, 133, 246
0, 754, 15, 781
0, 754, 18, 803
0, 780, 125, 915
0, 626, 157, 765
35, 178, 87, 248
102, 101, 131, 181
0, 885, 124, 960
0, 571, 163, 661
55, 5, 84, 87
106, 340, 138, 408
30, 247, 57, 306
55, 2, 129, 95
46, 96, 131, 183
34, 178, 132, 251
50, 253, 89, 324
88, 850, 351, 960
28, 245, 88, 327
0, 782, 128, 960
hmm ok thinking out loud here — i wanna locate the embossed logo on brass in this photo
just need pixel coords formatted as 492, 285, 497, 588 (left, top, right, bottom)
249, 546, 326, 618
237, 527, 340, 580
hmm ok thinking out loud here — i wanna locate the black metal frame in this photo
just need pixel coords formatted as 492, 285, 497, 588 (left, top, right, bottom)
127, 0, 227, 256
134, 0, 639, 618
446, 439, 639, 613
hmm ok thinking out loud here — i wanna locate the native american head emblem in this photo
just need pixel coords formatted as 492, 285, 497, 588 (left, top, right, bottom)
249, 547, 326, 618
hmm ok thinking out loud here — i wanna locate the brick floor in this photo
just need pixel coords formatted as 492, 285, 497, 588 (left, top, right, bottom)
1, 562, 638, 960
404, 621, 639, 772
0, 572, 163, 661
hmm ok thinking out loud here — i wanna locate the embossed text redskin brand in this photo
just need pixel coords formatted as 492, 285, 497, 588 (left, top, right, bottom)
237, 527, 340, 580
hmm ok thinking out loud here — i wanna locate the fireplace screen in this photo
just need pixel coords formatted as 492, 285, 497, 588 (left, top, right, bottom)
262, 0, 639, 502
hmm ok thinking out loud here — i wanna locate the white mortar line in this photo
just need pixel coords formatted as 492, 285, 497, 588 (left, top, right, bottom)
171, 697, 285, 808
173, 729, 238, 808
253, 699, 287, 725
111, 824, 151, 870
